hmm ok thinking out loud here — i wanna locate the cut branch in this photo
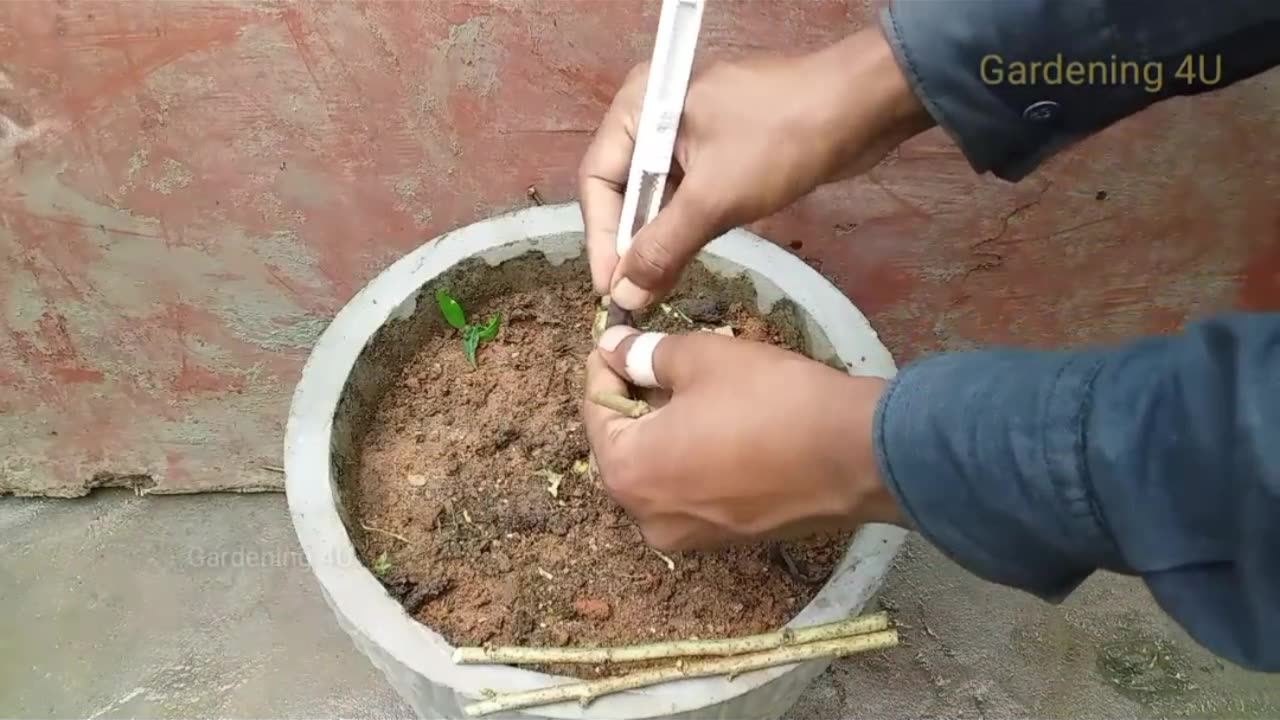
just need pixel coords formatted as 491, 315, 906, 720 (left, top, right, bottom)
589, 391, 651, 418
462, 628, 899, 716
650, 546, 676, 571
453, 612, 888, 665
360, 523, 412, 545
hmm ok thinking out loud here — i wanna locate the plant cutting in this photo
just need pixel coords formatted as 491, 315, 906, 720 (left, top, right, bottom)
454, 611, 891, 665
458, 614, 899, 716
435, 288, 501, 367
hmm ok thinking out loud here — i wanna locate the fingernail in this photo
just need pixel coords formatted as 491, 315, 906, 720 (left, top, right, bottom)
611, 278, 652, 310
598, 325, 635, 352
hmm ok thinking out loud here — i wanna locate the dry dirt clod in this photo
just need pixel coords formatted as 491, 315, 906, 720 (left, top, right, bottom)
405, 577, 453, 613
407, 473, 428, 487
489, 551, 513, 573
678, 297, 727, 324
421, 505, 443, 530
492, 427, 520, 451
573, 598, 613, 621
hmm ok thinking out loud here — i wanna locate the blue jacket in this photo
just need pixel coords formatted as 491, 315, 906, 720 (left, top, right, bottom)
876, 1, 1280, 670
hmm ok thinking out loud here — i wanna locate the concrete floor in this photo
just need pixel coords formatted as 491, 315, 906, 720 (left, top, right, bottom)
2, 490, 1276, 719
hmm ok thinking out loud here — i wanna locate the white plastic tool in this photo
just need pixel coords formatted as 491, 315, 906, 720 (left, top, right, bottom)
615, 0, 707, 256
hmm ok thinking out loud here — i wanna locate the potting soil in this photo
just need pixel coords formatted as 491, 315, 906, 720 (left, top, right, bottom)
350, 268, 851, 679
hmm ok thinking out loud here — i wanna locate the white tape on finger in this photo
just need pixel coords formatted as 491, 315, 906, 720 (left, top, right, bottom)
624, 332, 666, 388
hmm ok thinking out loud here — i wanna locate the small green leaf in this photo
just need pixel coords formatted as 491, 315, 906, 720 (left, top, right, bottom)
435, 288, 467, 330
477, 314, 501, 342
462, 327, 481, 367
372, 551, 392, 577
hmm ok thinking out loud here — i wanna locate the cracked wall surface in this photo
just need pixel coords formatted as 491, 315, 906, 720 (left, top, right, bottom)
0, 1, 1277, 496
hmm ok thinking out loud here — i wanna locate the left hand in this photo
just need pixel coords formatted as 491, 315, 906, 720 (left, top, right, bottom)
582, 325, 905, 551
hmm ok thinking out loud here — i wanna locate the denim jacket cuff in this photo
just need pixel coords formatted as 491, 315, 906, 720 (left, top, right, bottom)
874, 349, 1120, 600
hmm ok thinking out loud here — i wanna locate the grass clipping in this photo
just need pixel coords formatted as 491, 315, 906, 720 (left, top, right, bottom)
457, 612, 898, 716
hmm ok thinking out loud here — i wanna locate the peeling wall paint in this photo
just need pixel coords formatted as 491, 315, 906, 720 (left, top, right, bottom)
0, 1, 1276, 496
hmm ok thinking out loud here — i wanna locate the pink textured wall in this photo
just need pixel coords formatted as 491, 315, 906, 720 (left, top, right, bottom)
1, 1, 1277, 496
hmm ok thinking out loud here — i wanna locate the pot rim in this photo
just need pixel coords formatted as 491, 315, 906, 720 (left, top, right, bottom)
285, 202, 906, 718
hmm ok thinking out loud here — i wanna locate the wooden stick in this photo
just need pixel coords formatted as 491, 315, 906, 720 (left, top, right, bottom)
360, 523, 412, 545
650, 546, 676, 571
462, 629, 899, 716
588, 391, 651, 418
453, 612, 888, 665
592, 308, 610, 341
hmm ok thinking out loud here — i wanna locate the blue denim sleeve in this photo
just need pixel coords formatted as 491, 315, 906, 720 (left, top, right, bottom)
874, 312, 1280, 670
881, 1, 1280, 180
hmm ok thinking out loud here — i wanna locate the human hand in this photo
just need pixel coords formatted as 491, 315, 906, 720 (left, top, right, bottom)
582, 325, 905, 551
579, 27, 933, 311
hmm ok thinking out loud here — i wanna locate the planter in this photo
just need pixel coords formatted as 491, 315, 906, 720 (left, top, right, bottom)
285, 203, 906, 719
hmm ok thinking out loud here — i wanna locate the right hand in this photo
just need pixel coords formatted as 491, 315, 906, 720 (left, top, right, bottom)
579, 26, 934, 310
582, 325, 904, 551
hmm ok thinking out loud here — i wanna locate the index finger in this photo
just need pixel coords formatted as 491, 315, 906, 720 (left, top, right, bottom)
578, 78, 642, 294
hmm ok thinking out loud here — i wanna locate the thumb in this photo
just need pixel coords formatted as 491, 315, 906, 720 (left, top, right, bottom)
610, 180, 724, 311
596, 325, 720, 391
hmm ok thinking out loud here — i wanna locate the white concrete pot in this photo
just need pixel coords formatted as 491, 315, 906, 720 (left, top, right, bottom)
285, 203, 906, 720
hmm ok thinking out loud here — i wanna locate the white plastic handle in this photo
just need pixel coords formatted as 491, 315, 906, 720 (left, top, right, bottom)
615, 0, 706, 255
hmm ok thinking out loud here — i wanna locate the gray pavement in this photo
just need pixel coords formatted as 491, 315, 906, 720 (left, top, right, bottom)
2, 490, 1276, 718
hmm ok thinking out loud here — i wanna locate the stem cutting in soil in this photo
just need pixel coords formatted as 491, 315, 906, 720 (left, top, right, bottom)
588, 391, 651, 418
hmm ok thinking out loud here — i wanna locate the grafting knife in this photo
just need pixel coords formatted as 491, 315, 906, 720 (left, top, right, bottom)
605, 0, 707, 328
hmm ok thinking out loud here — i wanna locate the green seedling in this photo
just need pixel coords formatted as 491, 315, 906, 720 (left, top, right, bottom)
435, 288, 501, 367
372, 551, 392, 577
